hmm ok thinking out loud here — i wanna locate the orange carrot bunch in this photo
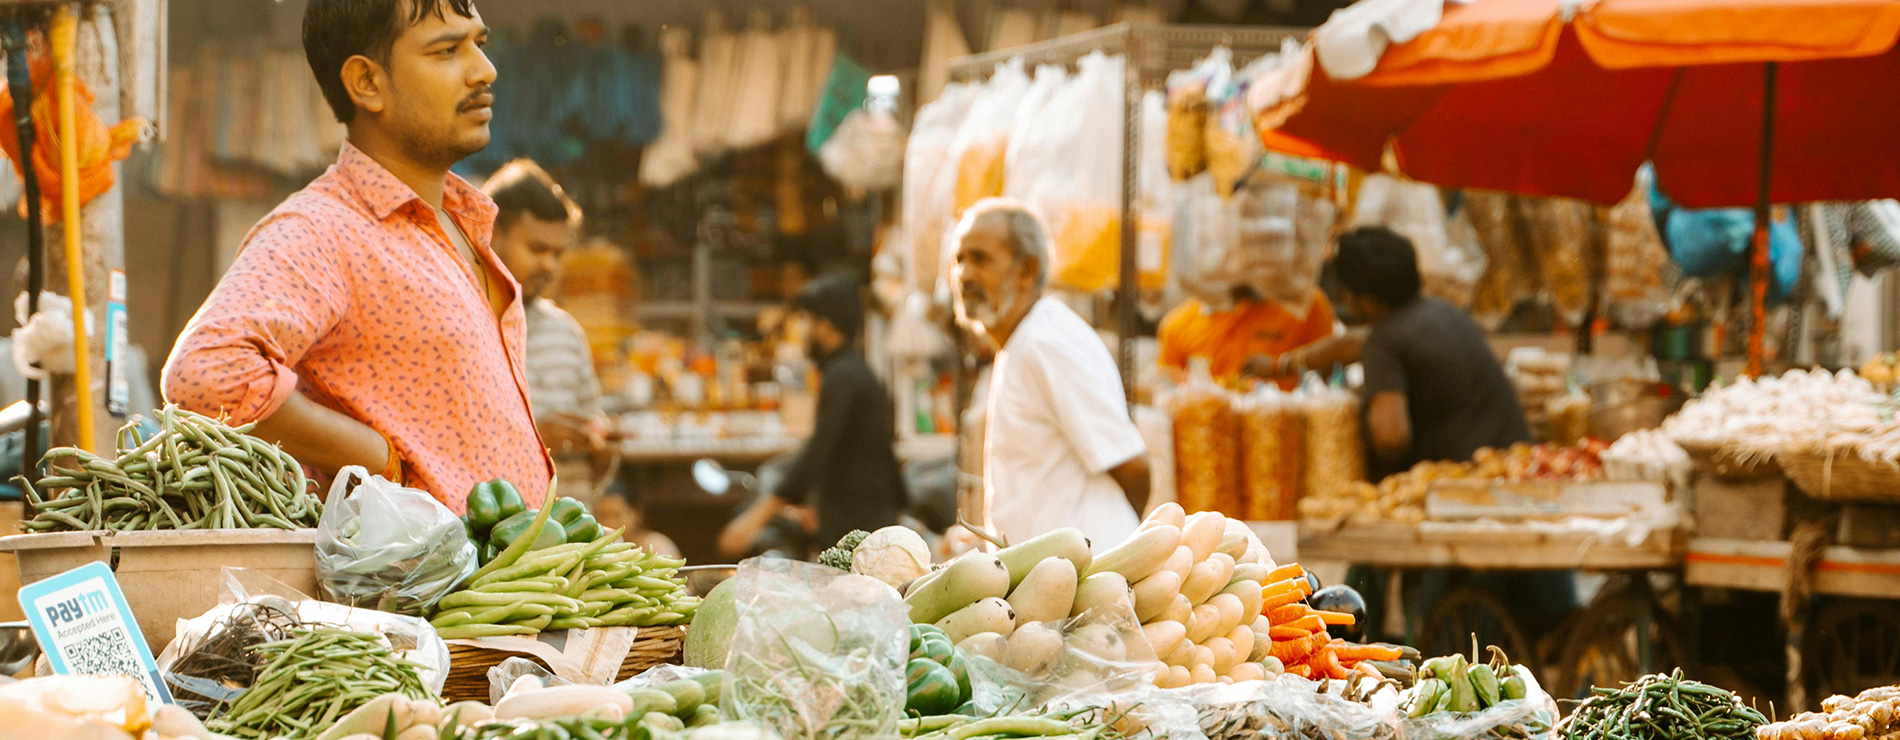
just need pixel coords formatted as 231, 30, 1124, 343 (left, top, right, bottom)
1256, 561, 1400, 680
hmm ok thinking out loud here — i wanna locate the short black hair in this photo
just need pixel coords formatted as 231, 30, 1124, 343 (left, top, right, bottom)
484, 159, 581, 233
1333, 226, 1422, 309
303, 0, 478, 123
794, 275, 864, 342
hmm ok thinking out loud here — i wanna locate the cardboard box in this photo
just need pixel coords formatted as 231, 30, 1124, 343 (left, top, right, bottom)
0, 529, 318, 651
1692, 478, 1789, 541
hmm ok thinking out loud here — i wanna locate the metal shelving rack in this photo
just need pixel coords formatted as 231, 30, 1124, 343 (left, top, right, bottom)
947, 22, 1307, 398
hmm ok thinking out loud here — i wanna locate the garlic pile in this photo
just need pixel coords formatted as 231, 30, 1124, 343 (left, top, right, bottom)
1662, 369, 1887, 461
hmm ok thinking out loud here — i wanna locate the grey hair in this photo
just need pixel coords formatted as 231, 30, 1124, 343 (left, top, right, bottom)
956, 198, 1050, 289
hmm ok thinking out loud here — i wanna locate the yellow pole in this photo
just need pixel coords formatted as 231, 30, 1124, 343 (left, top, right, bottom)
51, 6, 94, 453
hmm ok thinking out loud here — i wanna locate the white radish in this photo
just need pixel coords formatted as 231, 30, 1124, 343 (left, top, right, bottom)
1206, 636, 1237, 674
1143, 502, 1187, 529
495, 685, 634, 721
1160, 546, 1195, 581
1142, 620, 1188, 658
1186, 604, 1223, 643
1181, 512, 1227, 561
1208, 592, 1245, 636
1008, 557, 1078, 626
1132, 570, 1184, 622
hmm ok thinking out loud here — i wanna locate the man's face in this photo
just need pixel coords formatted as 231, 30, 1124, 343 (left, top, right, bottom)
494, 214, 569, 300
380, 2, 495, 168
953, 217, 1035, 334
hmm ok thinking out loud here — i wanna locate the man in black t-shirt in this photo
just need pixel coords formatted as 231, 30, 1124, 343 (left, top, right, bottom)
717, 275, 907, 559
1255, 226, 1531, 475
1337, 227, 1532, 479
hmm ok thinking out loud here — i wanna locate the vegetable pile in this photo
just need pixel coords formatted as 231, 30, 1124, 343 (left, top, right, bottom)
463, 480, 601, 565
20, 405, 320, 532
208, 626, 432, 740
1404, 648, 1533, 718
1556, 670, 1765, 740
820, 526, 934, 589
1301, 441, 1607, 526
1256, 564, 1401, 682
906, 625, 975, 717
431, 504, 698, 639
899, 708, 1127, 740
1756, 688, 1900, 740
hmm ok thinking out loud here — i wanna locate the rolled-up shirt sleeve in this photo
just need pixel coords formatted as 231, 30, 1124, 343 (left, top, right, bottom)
162, 213, 350, 424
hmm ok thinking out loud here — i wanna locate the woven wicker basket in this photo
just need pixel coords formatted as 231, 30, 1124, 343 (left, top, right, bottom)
440, 625, 686, 703
1779, 449, 1900, 504
1679, 441, 1783, 481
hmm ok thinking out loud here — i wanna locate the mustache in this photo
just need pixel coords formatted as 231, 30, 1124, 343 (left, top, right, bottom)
459, 86, 495, 112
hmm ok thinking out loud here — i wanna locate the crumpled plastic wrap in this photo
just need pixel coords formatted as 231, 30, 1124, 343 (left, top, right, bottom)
1136, 676, 1402, 740
949, 61, 1031, 215
314, 466, 476, 616
1397, 667, 1557, 740
1300, 379, 1365, 504
963, 603, 1160, 713
1167, 362, 1240, 516
158, 568, 450, 717
1239, 386, 1304, 521
720, 558, 908, 740
1240, 180, 1336, 318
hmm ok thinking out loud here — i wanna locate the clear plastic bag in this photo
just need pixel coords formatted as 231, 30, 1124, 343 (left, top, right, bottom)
1168, 360, 1240, 516
902, 83, 977, 292
949, 60, 1031, 215
1031, 52, 1126, 293
1438, 198, 1491, 311
1399, 671, 1557, 740
1517, 197, 1599, 328
962, 603, 1160, 713
1544, 386, 1591, 447
1240, 386, 1304, 521
720, 558, 908, 740
315, 466, 477, 616
1603, 173, 1673, 327
1001, 64, 1070, 202
1140, 676, 1403, 740
1165, 49, 1228, 182
1239, 179, 1335, 318
1202, 52, 1254, 198
1300, 378, 1365, 503
1464, 191, 1536, 330
1174, 173, 1248, 308
159, 567, 451, 717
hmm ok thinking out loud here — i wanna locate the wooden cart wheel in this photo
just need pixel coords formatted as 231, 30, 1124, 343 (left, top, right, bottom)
1807, 599, 1900, 699
1420, 585, 1536, 673
1552, 587, 1688, 701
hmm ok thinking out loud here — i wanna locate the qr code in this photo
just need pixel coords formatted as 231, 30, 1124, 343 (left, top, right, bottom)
63, 628, 145, 679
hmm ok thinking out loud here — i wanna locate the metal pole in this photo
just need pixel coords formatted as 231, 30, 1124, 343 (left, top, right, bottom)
1117, 27, 1140, 409
1746, 62, 1777, 377
5, 19, 44, 482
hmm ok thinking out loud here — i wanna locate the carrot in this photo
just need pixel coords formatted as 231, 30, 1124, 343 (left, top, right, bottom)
1266, 563, 1306, 583
1267, 604, 1310, 623
1260, 578, 1309, 601
1318, 648, 1350, 680
1330, 643, 1402, 662
1269, 626, 1312, 641
1261, 588, 1308, 614
1284, 662, 1315, 679
1316, 610, 1356, 627
1285, 615, 1326, 633
1269, 636, 1317, 664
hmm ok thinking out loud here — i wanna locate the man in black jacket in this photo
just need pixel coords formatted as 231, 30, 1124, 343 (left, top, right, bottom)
718, 275, 906, 558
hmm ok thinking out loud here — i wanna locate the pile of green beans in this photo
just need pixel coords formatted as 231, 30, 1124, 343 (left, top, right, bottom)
209, 626, 432, 740
19, 404, 320, 532
1557, 670, 1767, 740
430, 525, 699, 639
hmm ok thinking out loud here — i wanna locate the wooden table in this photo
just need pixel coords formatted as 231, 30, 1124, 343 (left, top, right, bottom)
1684, 537, 1900, 598
1299, 522, 1684, 571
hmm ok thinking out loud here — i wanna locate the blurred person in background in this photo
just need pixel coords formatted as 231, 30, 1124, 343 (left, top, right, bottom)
483, 158, 615, 506
718, 274, 906, 558
953, 198, 1149, 548
592, 487, 681, 558
1159, 285, 1337, 390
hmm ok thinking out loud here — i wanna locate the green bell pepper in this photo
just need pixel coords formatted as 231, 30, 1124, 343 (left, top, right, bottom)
466, 480, 526, 536
492, 508, 568, 552
548, 497, 599, 542
905, 658, 961, 717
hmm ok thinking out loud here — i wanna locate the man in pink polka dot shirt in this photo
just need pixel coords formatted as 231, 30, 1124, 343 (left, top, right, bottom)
162, 0, 552, 513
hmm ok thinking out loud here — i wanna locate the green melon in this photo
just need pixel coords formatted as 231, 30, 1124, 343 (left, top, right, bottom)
683, 579, 744, 669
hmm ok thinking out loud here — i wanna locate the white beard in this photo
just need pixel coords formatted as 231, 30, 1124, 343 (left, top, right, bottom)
958, 279, 1024, 336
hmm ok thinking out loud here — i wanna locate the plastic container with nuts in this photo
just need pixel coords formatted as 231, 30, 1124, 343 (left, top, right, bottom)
1238, 385, 1304, 520
1168, 359, 1241, 516
1299, 375, 1365, 504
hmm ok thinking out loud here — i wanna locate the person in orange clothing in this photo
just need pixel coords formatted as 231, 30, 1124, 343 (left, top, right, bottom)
1157, 286, 1338, 388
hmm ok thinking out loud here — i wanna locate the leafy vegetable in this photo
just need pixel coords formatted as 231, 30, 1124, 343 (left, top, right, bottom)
818, 529, 872, 571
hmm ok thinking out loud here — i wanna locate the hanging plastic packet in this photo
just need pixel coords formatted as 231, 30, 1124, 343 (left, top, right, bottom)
1164, 48, 1228, 182
948, 60, 1031, 215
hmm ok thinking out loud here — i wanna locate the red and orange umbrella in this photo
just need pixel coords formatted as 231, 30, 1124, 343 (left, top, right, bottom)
1250, 0, 1900, 372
